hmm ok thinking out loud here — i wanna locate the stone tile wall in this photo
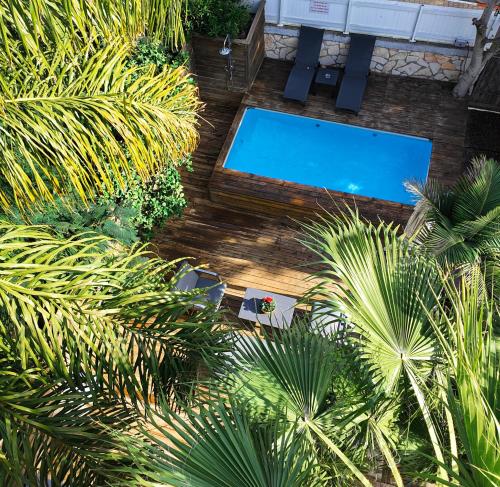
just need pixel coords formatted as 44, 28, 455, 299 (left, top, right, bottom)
265, 33, 470, 82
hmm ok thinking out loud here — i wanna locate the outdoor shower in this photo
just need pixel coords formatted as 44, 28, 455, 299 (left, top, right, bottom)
219, 34, 234, 88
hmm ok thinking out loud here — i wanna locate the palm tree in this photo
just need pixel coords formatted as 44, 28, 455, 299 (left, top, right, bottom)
132, 400, 314, 487
0, 0, 200, 211
405, 157, 500, 292
426, 271, 499, 487
0, 223, 226, 486
125, 327, 402, 487
302, 210, 451, 482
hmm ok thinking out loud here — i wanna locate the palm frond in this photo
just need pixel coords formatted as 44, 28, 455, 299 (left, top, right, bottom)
404, 158, 500, 294
0, 224, 228, 483
0, 0, 186, 62
425, 271, 500, 487
0, 375, 140, 487
225, 326, 403, 486
0, 40, 200, 211
128, 400, 314, 487
302, 209, 449, 480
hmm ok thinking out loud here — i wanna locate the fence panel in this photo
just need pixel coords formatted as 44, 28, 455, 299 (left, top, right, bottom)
347, 0, 419, 39
413, 5, 481, 44
280, 0, 349, 31
263, 0, 489, 46
264, 0, 280, 22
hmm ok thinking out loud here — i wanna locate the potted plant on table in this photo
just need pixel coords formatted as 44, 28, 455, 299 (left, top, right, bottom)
259, 296, 276, 314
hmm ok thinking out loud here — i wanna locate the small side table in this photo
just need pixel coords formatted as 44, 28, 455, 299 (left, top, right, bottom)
238, 288, 296, 330
314, 67, 340, 96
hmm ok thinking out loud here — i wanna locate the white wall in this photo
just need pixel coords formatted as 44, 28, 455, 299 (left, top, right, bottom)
264, 0, 497, 46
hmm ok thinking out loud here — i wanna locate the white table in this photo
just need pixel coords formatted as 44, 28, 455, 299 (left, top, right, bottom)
238, 287, 297, 329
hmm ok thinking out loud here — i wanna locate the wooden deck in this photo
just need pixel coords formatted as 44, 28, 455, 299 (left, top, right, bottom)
152, 58, 468, 305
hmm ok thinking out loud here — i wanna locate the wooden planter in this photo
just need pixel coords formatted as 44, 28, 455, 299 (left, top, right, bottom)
190, 0, 265, 92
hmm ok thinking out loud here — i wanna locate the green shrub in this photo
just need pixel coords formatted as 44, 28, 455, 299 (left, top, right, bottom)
187, 0, 251, 39
102, 161, 189, 240
5, 197, 140, 246
4, 161, 188, 245
128, 37, 190, 72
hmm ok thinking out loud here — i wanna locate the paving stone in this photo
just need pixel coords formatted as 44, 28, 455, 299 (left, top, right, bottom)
399, 62, 421, 76
429, 62, 441, 75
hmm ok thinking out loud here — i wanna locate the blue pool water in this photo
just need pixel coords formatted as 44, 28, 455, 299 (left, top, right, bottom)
224, 108, 432, 205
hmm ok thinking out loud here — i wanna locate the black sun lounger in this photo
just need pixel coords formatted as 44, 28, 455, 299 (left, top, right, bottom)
335, 34, 376, 114
283, 26, 324, 103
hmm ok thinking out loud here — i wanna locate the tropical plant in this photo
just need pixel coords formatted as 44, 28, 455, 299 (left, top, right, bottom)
187, 0, 252, 38
0, 223, 227, 486
5, 195, 140, 245
0, 0, 200, 212
128, 37, 191, 72
425, 271, 500, 487
129, 400, 314, 487
302, 210, 451, 482
101, 161, 189, 239
122, 327, 401, 487
405, 156, 500, 293
229, 328, 405, 486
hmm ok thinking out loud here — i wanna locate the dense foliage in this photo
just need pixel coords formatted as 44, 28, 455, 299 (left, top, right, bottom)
102, 161, 189, 240
1, 213, 498, 485
129, 37, 190, 71
406, 156, 500, 294
6, 196, 140, 245
0, 12, 194, 240
0, 225, 227, 486
187, 0, 252, 38
0, 0, 199, 212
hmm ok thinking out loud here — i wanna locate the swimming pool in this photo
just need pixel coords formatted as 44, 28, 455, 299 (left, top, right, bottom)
223, 107, 432, 205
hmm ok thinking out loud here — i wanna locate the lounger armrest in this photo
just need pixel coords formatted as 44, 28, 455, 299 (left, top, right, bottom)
197, 269, 221, 280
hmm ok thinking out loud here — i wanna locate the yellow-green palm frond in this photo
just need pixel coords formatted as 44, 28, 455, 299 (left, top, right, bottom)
0, 0, 186, 64
0, 223, 227, 485
0, 39, 201, 211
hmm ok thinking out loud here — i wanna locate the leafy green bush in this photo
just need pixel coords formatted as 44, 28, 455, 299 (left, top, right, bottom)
5, 197, 140, 246
187, 0, 251, 39
102, 161, 189, 240
128, 37, 190, 72
5, 160, 188, 245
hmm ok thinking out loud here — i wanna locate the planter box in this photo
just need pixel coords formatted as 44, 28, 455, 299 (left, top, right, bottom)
191, 0, 265, 92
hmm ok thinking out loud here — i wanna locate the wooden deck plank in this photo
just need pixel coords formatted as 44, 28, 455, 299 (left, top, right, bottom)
153, 58, 468, 303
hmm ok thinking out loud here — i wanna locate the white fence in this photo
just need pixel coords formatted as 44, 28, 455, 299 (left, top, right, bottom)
264, 0, 500, 46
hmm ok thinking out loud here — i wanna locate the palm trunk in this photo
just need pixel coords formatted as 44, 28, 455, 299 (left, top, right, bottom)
452, 43, 485, 97
452, 0, 499, 98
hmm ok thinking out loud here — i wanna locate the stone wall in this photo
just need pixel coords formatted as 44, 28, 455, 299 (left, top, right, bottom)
264, 31, 469, 82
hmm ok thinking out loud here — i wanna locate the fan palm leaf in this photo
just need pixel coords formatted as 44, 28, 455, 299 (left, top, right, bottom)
226, 327, 404, 486
405, 157, 500, 289
121, 400, 314, 487
303, 210, 449, 481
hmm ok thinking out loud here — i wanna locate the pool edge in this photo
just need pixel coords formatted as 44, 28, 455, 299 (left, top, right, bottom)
209, 104, 415, 225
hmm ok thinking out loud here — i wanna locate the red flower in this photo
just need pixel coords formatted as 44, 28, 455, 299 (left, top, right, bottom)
263, 296, 273, 303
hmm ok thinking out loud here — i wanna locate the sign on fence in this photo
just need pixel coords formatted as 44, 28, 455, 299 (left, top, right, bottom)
309, 1, 330, 14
